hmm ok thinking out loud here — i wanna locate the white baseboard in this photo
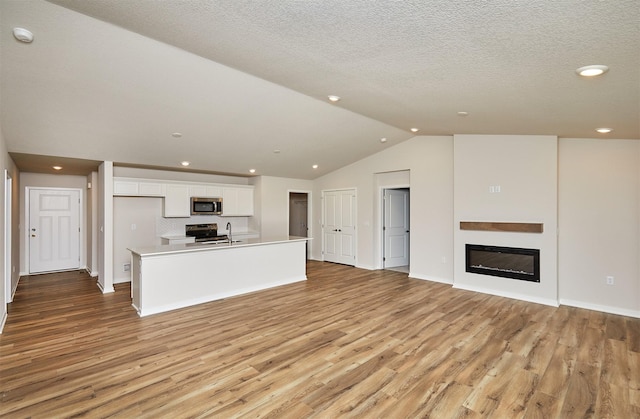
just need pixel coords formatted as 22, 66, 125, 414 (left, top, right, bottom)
10, 279, 18, 302
85, 267, 98, 277
560, 298, 640, 319
113, 277, 131, 284
19, 271, 27, 277
453, 283, 559, 307
409, 272, 453, 285
0, 311, 6, 334
96, 280, 115, 294
356, 263, 375, 270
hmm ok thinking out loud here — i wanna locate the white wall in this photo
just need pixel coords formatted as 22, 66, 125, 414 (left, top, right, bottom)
87, 171, 99, 276
0, 125, 19, 333
375, 170, 410, 188
98, 161, 114, 293
113, 197, 163, 283
250, 176, 263, 235
251, 176, 314, 239
313, 136, 454, 279
558, 138, 640, 316
453, 135, 559, 306
18, 172, 88, 275
0, 130, 6, 330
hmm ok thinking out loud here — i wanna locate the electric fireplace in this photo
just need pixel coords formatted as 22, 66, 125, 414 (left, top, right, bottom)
465, 244, 540, 282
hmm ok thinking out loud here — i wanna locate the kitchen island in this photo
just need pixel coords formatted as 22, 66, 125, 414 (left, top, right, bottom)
128, 236, 309, 316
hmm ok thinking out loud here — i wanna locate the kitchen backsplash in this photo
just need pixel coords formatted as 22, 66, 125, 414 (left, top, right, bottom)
156, 215, 249, 237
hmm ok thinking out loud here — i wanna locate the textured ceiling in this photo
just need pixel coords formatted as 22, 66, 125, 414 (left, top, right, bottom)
1, 0, 639, 178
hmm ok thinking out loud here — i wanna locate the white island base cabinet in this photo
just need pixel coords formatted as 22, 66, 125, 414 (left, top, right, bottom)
130, 238, 307, 317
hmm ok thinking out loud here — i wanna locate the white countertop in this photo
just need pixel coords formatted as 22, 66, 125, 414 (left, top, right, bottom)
160, 231, 259, 240
129, 236, 310, 257
160, 234, 193, 240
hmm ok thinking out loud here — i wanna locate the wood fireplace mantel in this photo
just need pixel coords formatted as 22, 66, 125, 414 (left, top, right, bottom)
459, 221, 543, 233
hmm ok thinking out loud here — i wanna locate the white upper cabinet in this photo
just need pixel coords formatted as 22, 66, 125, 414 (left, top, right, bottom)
189, 185, 223, 198
189, 185, 207, 197
222, 187, 254, 216
114, 179, 164, 196
113, 177, 253, 217
205, 186, 223, 198
138, 182, 164, 196
113, 180, 139, 196
163, 184, 190, 218
113, 177, 253, 218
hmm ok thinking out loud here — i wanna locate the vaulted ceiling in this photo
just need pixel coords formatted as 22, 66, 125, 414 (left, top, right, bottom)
1, 0, 638, 179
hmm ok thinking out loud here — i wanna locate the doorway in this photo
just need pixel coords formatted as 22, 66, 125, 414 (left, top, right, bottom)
28, 188, 81, 274
383, 188, 410, 271
288, 192, 310, 259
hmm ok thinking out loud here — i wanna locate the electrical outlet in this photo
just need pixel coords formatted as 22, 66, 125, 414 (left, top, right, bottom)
123, 263, 131, 272
606, 276, 614, 285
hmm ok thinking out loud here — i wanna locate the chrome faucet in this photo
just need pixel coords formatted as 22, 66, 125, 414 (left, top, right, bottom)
226, 222, 232, 245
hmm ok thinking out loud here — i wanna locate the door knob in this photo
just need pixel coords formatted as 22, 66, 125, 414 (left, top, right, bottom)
31, 234, 36, 237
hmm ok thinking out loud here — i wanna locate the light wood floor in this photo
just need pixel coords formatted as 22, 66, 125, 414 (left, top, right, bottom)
1, 261, 639, 418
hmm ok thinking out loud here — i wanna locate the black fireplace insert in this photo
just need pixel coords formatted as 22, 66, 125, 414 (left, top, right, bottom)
465, 244, 540, 282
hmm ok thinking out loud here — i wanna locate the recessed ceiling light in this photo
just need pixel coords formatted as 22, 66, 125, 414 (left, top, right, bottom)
328, 95, 341, 102
249, 169, 256, 173
457, 111, 469, 116
596, 128, 612, 133
273, 149, 281, 154
576, 65, 609, 77
410, 128, 419, 133
172, 132, 182, 138
52, 166, 62, 171
180, 161, 190, 166
13, 28, 33, 43
312, 164, 318, 169
380, 138, 387, 143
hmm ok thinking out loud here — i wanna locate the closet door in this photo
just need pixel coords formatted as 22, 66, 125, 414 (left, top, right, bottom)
323, 189, 356, 266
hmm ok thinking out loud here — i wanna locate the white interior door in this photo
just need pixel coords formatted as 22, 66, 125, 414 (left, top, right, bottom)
337, 190, 356, 264
383, 188, 409, 268
29, 188, 81, 274
323, 192, 339, 262
323, 189, 356, 266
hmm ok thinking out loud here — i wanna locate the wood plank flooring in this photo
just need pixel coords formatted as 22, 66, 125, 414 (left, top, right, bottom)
1, 261, 639, 418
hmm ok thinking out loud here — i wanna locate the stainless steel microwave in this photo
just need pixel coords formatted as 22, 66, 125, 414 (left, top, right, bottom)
190, 197, 223, 215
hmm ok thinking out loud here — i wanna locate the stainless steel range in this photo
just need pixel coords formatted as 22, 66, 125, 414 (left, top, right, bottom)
185, 223, 229, 243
